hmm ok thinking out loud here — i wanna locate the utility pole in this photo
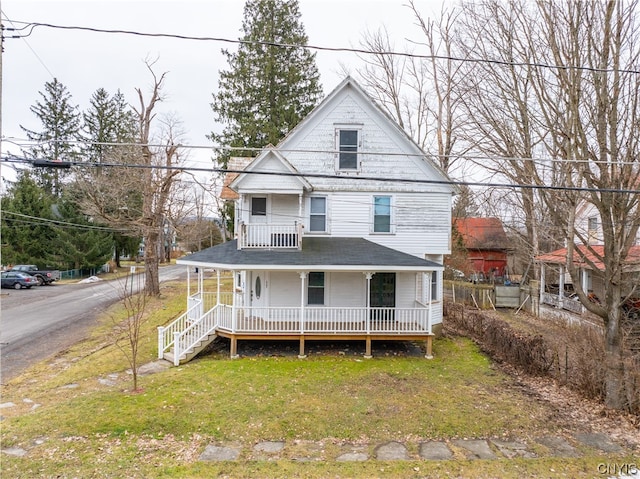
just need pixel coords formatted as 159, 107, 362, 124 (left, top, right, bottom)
1, 0, 4, 269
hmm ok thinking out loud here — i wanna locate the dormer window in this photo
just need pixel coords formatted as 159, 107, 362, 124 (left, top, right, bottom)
338, 129, 359, 170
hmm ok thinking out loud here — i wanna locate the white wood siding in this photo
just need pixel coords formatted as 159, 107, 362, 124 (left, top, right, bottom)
329, 272, 366, 307
281, 92, 452, 195
299, 191, 451, 257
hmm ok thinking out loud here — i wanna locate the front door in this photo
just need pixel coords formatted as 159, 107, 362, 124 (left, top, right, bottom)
250, 271, 268, 311
370, 273, 396, 321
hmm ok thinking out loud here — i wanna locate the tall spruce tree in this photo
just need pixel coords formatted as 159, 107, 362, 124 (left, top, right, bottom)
210, 0, 323, 167
21, 78, 82, 196
83, 88, 137, 164
82, 88, 141, 267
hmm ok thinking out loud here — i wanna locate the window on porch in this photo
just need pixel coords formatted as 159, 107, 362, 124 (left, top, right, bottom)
307, 272, 325, 305
251, 197, 267, 216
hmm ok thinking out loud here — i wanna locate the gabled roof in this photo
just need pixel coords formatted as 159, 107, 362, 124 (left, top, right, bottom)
536, 244, 640, 271
454, 217, 509, 250
277, 76, 457, 194
177, 237, 442, 272
229, 146, 312, 193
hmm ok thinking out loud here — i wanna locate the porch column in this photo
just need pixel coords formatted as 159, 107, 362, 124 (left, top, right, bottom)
299, 272, 307, 359
237, 194, 244, 250
216, 270, 221, 306
427, 272, 433, 335
231, 270, 238, 334
539, 263, 546, 309
580, 268, 588, 314
298, 193, 303, 220
365, 273, 373, 336
187, 267, 191, 298
559, 264, 565, 309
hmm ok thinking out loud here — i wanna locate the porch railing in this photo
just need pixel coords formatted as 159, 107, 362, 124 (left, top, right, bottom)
158, 292, 234, 360
238, 222, 302, 250
541, 292, 583, 314
215, 305, 432, 334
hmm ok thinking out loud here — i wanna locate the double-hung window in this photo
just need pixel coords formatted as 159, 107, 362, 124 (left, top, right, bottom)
309, 197, 327, 232
307, 272, 325, 305
251, 197, 267, 216
373, 196, 392, 233
338, 129, 359, 170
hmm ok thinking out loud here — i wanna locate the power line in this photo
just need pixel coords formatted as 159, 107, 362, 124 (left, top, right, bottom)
6, 136, 640, 167
2, 210, 129, 232
3, 154, 640, 195
5, 20, 640, 76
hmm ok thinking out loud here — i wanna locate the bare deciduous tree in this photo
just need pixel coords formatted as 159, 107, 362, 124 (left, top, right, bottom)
78, 62, 188, 296
113, 272, 148, 392
454, 0, 640, 410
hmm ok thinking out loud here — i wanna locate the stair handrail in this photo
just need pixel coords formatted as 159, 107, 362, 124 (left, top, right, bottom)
157, 300, 204, 358
171, 305, 221, 365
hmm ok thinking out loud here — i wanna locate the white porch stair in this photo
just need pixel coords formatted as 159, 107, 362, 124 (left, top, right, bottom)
162, 330, 218, 365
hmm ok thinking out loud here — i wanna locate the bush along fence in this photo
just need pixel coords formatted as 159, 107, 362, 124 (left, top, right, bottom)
443, 301, 639, 416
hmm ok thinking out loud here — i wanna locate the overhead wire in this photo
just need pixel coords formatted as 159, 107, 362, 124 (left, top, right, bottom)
5, 20, 640, 75
2, 153, 640, 195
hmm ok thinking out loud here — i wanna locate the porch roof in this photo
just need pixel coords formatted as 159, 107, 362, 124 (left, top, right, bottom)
177, 237, 442, 272
535, 244, 640, 271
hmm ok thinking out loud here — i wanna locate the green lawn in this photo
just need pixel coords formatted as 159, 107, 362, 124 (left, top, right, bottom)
0, 279, 634, 478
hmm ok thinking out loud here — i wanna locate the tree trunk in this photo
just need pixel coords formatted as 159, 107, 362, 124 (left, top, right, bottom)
604, 297, 625, 409
144, 229, 160, 296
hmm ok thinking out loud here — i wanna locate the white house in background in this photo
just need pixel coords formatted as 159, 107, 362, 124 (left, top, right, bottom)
158, 77, 456, 364
536, 200, 640, 315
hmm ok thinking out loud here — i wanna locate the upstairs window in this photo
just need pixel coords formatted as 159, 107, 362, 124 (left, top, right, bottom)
338, 129, 359, 170
251, 197, 267, 216
373, 196, 392, 233
307, 272, 325, 305
309, 197, 327, 232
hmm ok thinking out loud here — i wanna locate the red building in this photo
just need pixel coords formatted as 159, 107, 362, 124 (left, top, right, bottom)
453, 217, 510, 281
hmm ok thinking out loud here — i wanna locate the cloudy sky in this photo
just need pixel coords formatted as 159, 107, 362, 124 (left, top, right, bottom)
1, 0, 441, 177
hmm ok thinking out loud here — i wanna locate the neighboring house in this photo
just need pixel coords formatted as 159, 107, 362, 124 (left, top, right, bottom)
536, 200, 640, 315
158, 77, 456, 364
452, 217, 509, 282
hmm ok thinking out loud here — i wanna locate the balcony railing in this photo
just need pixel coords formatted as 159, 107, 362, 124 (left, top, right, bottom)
238, 222, 303, 250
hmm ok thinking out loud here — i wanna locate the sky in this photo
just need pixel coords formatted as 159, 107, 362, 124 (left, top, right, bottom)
0, 0, 442, 184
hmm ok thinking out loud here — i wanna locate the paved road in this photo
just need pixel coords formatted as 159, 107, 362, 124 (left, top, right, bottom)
0, 265, 187, 382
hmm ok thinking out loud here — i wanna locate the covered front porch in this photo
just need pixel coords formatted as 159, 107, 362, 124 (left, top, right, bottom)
159, 238, 442, 364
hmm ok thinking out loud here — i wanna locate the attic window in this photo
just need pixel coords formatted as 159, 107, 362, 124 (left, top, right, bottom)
338, 129, 359, 170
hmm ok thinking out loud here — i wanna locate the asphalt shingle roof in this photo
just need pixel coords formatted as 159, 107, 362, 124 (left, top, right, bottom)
177, 237, 441, 271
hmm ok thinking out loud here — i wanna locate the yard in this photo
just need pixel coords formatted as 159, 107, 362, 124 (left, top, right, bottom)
0, 279, 637, 478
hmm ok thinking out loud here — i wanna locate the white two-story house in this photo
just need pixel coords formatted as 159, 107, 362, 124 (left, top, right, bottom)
158, 78, 456, 364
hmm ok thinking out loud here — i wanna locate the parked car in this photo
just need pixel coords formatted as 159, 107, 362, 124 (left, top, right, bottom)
8, 264, 60, 285
444, 266, 466, 280
1, 271, 36, 289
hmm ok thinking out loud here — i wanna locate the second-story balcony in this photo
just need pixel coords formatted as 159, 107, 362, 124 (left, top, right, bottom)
238, 222, 303, 250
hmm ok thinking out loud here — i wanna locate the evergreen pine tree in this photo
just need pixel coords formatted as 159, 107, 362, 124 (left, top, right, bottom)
21, 78, 82, 196
52, 187, 114, 271
210, 0, 323, 167
1, 172, 57, 266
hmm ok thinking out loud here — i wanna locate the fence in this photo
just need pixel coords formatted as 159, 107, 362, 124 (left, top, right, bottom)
443, 281, 537, 314
443, 301, 639, 415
